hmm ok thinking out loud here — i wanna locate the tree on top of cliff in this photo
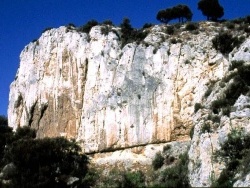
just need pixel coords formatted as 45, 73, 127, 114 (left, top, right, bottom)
119, 18, 149, 47
156, 4, 193, 24
198, 0, 224, 21
79, 20, 99, 33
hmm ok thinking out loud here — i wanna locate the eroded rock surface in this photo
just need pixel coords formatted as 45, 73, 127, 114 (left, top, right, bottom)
8, 24, 230, 153
8, 22, 250, 186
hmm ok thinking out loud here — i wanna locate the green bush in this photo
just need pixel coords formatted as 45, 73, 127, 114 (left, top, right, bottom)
229, 60, 245, 71
155, 152, 190, 188
120, 18, 149, 47
207, 114, 221, 124
204, 87, 213, 98
42, 27, 53, 33
0, 117, 12, 167
0, 126, 89, 187
100, 26, 109, 35
152, 152, 164, 170
210, 67, 250, 116
225, 22, 235, 29
79, 20, 99, 33
102, 20, 113, 26
123, 171, 146, 188
190, 126, 195, 139
67, 23, 76, 28
0, 116, 8, 127
185, 22, 198, 31
166, 26, 175, 35
170, 38, 178, 44
213, 128, 250, 187
212, 32, 245, 54
201, 123, 211, 133
3, 137, 89, 187
194, 103, 202, 113
142, 23, 153, 29
163, 144, 171, 152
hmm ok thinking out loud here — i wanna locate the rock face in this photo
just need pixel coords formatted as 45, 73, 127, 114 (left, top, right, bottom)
9, 23, 228, 153
8, 22, 250, 186
188, 39, 250, 187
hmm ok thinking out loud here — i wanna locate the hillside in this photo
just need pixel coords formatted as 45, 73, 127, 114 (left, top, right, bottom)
8, 19, 250, 186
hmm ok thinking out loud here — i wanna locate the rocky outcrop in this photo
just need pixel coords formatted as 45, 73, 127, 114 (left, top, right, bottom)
8, 21, 250, 186
9, 23, 229, 153
189, 39, 250, 187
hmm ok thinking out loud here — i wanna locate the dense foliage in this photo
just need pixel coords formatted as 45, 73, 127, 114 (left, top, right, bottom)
78, 20, 99, 33
120, 18, 149, 47
198, 0, 224, 21
212, 32, 245, 54
153, 152, 190, 188
210, 61, 249, 116
156, 4, 193, 24
152, 152, 164, 170
213, 128, 250, 187
0, 123, 89, 187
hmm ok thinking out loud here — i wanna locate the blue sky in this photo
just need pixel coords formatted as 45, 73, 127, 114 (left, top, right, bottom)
0, 0, 249, 116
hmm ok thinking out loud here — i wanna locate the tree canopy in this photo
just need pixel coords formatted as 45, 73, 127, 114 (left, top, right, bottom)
0, 125, 89, 187
198, 0, 224, 21
156, 4, 193, 24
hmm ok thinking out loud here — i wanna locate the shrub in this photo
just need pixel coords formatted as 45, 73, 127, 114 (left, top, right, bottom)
207, 114, 221, 124
211, 98, 227, 114
152, 152, 164, 170
82, 168, 99, 187
123, 171, 146, 188
222, 106, 231, 116
42, 27, 53, 33
201, 123, 211, 133
79, 20, 99, 33
142, 23, 153, 29
204, 87, 213, 98
0, 126, 90, 187
67, 23, 76, 28
3, 137, 89, 187
184, 59, 191, 64
166, 26, 175, 35
13, 126, 36, 141
155, 152, 190, 188
119, 18, 149, 47
225, 22, 235, 29
213, 128, 250, 187
0, 119, 12, 166
100, 26, 109, 35
163, 145, 171, 152
102, 20, 113, 26
194, 103, 202, 113
229, 60, 245, 71
170, 38, 177, 44
190, 126, 195, 139
212, 32, 245, 54
0, 116, 8, 127
185, 22, 198, 31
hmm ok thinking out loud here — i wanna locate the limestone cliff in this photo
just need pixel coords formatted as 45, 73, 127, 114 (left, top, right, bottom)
8, 23, 227, 152
8, 21, 250, 186
189, 38, 250, 187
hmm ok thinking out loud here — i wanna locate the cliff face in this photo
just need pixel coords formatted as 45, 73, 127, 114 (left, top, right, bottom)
9, 23, 227, 153
8, 22, 250, 186
189, 39, 250, 187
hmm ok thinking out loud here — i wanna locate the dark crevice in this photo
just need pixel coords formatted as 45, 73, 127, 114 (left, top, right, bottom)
37, 104, 48, 129
28, 100, 38, 127
86, 140, 185, 155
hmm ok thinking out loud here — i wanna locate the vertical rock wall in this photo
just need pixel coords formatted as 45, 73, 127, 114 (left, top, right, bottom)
9, 24, 228, 153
